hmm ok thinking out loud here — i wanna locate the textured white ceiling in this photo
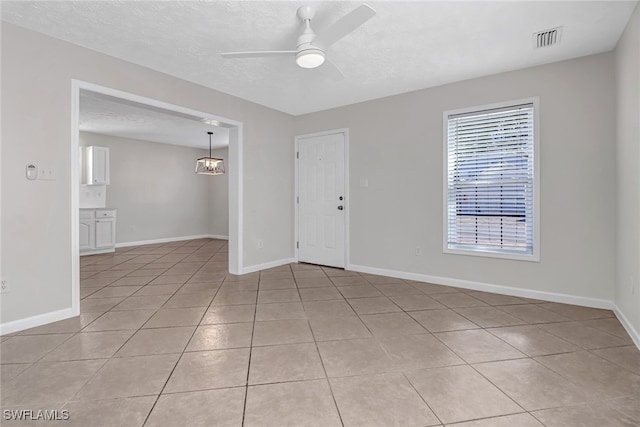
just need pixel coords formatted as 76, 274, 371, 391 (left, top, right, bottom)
80, 91, 229, 149
3, 1, 637, 115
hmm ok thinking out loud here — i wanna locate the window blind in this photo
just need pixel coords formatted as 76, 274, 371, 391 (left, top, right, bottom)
446, 103, 535, 255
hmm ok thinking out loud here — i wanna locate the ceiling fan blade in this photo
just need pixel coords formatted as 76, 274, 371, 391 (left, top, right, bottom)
221, 51, 296, 59
314, 4, 376, 48
320, 58, 345, 81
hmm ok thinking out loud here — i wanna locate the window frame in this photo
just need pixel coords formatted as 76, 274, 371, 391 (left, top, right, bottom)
442, 97, 540, 262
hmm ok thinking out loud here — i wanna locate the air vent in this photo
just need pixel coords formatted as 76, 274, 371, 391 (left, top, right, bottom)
534, 27, 562, 48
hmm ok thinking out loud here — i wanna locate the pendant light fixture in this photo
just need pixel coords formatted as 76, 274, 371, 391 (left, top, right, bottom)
195, 131, 225, 175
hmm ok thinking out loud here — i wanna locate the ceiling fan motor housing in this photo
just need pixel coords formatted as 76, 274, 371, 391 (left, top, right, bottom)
296, 6, 325, 68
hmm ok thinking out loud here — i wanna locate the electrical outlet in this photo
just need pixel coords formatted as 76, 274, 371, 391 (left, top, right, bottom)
415, 246, 421, 256
0, 279, 8, 294
359, 178, 369, 188
258, 240, 264, 249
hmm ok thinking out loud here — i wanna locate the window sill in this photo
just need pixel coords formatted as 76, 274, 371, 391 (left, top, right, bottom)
443, 246, 540, 262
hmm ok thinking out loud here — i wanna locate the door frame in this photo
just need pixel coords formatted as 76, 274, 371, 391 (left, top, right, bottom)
294, 128, 350, 268
71, 80, 244, 316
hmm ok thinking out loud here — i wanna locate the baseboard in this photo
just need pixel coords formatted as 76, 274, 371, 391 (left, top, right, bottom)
0, 307, 77, 336
241, 258, 296, 274
613, 305, 640, 350
80, 248, 116, 256
347, 263, 614, 310
208, 234, 229, 240
115, 234, 228, 248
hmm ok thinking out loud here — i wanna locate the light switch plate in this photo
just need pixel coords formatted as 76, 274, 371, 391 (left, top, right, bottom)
38, 165, 57, 181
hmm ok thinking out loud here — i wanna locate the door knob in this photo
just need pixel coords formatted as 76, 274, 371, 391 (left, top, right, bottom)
337, 205, 344, 210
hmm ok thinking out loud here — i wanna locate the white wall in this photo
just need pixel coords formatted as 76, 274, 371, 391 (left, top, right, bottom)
615, 4, 640, 339
208, 147, 229, 238
295, 52, 617, 303
79, 132, 216, 244
1, 23, 294, 327
1, 17, 634, 333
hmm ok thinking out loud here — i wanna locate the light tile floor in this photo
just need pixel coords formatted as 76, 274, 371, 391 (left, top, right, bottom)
1, 238, 639, 426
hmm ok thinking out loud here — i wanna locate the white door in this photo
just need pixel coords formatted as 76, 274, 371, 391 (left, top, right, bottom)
79, 220, 94, 250
298, 132, 346, 268
95, 219, 115, 249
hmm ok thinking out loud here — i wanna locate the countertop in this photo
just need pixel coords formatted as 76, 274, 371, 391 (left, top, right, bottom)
80, 207, 117, 210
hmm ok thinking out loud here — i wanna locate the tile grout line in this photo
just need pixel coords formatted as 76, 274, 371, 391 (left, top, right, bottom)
294, 264, 346, 427
55, 239, 217, 421
351, 273, 526, 425
401, 371, 445, 426
140, 240, 228, 427
29, 240, 205, 412
240, 268, 266, 427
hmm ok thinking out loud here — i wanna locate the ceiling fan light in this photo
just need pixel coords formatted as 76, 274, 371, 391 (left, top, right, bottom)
296, 49, 325, 68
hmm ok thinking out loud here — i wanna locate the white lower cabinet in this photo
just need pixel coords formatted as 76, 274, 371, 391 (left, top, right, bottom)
95, 218, 115, 249
80, 209, 116, 255
79, 219, 95, 251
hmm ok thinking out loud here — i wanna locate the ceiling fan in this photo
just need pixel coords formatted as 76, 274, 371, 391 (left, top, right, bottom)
220, 4, 376, 79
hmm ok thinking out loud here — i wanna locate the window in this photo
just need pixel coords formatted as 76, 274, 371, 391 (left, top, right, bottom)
444, 99, 539, 261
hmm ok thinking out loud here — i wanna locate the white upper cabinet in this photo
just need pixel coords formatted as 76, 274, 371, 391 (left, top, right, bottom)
86, 146, 110, 185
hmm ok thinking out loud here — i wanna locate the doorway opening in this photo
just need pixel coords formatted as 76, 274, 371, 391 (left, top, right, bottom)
70, 80, 243, 315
